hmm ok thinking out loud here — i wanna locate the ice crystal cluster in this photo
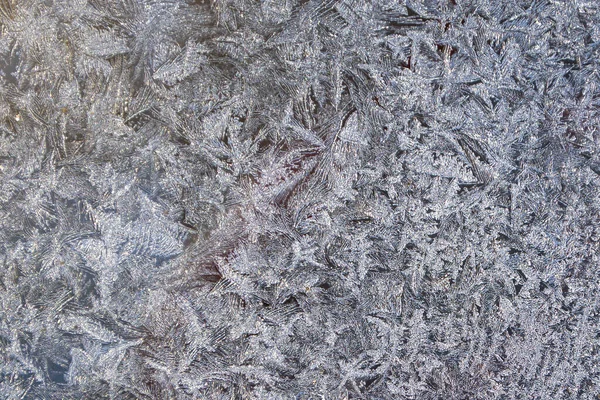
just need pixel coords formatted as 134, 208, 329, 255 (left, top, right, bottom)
1, 0, 600, 398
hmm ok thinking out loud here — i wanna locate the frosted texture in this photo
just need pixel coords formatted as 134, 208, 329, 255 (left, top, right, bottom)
1, 0, 600, 398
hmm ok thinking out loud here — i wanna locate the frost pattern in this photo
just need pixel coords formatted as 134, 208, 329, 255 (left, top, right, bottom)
1, 0, 600, 398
